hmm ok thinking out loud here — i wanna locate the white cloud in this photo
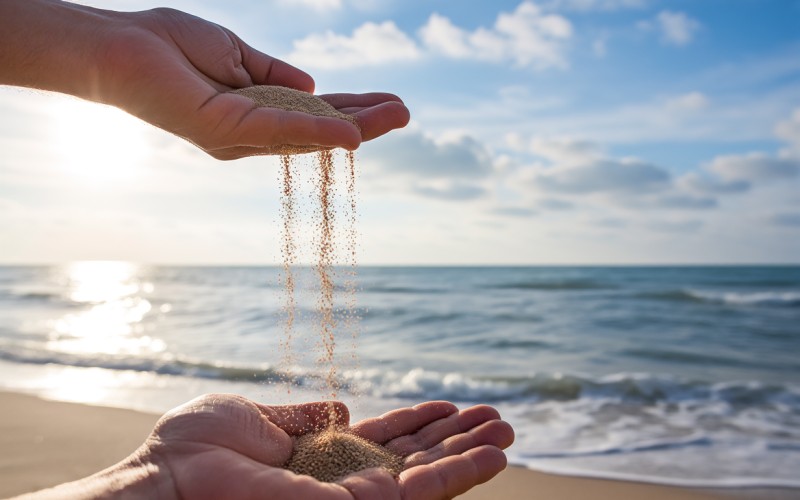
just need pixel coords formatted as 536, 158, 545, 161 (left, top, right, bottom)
363, 130, 493, 179
528, 137, 604, 164
412, 181, 486, 201
535, 158, 671, 194
288, 21, 420, 69
277, 0, 342, 11
545, 0, 647, 11
678, 172, 751, 195
708, 153, 800, 182
656, 10, 700, 46
775, 107, 800, 156
665, 91, 709, 111
419, 2, 573, 69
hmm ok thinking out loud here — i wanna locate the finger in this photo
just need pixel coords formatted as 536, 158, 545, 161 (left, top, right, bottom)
404, 420, 515, 468
399, 446, 507, 500
351, 101, 410, 142
337, 468, 400, 500
204, 145, 326, 160
230, 106, 362, 150
320, 92, 404, 109
386, 404, 502, 457
196, 460, 355, 500
350, 401, 458, 446
236, 36, 315, 92
154, 393, 294, 466
256, 401, 350, 436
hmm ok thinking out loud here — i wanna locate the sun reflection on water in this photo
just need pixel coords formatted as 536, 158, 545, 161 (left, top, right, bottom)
47, 261, 166, 356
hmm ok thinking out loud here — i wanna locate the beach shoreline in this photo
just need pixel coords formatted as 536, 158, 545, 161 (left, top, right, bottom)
3, 391, 795, 500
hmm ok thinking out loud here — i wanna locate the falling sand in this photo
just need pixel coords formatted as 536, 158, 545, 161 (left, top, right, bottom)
232, 86, 401, 482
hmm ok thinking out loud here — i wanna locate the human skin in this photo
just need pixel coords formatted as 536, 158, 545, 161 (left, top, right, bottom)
15, 394, 515, 500
0, 0, 411, 159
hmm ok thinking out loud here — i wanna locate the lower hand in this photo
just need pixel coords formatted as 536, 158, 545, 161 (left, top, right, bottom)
101, 393, 514, 499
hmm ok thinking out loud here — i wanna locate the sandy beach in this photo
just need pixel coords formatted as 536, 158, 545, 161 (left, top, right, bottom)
4, 391, 789, 500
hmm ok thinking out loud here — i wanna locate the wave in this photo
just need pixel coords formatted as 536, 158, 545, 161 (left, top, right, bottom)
687, 289, 800, 307
636, 288, 800, 307
342, 368, 800, 406
362, 285, 447, 294
0, 345, 292, 384
0, 290, 69, 305
488, 280, 611, 291
515, 461, 800, 489
3, 343, 800, 409
522, 435, 713, 459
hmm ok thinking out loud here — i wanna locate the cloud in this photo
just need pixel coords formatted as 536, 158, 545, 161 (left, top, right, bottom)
770, 213, 800, 227
678, 172, 751, 194
545, 0, 647, 11
364, 131, 493, 179
655, 194, 717, 210
655, 10, 700, 46
287, 21, 420, 69
647, 219, 704, 233
775, 108, 800, 156
419, 2, 572, 69
708, 153, 800, 182
277, 0, 341, 10
538, 198, 573, 210
535, 158, 671, 194
665, 91, 710, 111
527, 137, 604, 164
413, 181, 486, 201
491, 206, 537, 217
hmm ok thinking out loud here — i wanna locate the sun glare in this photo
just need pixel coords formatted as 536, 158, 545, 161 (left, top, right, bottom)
47, 261, 165, 357
50, 98, 150, 184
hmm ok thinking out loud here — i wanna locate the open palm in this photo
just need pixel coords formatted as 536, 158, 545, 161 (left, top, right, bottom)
94, 8, 410, 159
142, 394, 514, 499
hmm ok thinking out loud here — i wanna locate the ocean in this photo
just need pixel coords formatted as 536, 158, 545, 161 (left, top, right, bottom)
1, 263, 799, 489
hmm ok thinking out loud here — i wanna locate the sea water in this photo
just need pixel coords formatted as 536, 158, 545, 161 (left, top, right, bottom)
0, 263, 798, 488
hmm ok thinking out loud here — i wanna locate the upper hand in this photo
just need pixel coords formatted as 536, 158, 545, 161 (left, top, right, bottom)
94, 8, 410, 159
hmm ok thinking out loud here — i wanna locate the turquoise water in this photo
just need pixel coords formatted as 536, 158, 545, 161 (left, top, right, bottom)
1, 263, 798, 487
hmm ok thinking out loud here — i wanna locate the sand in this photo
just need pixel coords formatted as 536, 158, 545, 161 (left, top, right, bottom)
229, 85, 360, 155
5, 391, 794, 499
286, 428, 403, 482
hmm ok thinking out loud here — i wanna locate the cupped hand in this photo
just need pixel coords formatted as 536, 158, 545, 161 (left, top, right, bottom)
95, 8, 410, 159
139, 394, 514, 500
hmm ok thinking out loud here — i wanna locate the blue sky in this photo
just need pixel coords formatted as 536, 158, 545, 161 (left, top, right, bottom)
1, 0, 799, 264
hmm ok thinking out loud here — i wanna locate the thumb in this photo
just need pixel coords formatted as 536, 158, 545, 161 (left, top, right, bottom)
153, 393, 294, 466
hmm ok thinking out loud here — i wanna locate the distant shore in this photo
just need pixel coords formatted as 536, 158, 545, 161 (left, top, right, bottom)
5, 391, 794, 499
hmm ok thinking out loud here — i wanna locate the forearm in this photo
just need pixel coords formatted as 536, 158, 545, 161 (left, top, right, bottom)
0, 0, 119, 99
12, 450, 174, 500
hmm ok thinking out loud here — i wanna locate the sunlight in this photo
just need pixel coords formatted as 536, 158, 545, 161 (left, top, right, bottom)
66, 261, 141, 303
47, 262, 165, 357
50, 98, 150, 184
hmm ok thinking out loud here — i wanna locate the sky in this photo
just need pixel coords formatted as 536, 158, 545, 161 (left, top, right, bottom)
1, 0, 799, 264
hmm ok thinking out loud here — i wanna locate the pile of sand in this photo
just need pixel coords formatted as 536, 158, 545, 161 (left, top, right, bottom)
285, 428, 404, 483
229, 86, 360, 155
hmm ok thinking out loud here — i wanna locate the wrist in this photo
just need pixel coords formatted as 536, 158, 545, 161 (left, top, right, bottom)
0, 0, 123, 99
14, 446, 174, 500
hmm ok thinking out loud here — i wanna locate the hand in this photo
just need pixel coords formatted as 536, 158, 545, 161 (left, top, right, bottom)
0, 1, 410, 160
95, 8, 410, 159
26, 394, 513, 499
144, 394, 513, 499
